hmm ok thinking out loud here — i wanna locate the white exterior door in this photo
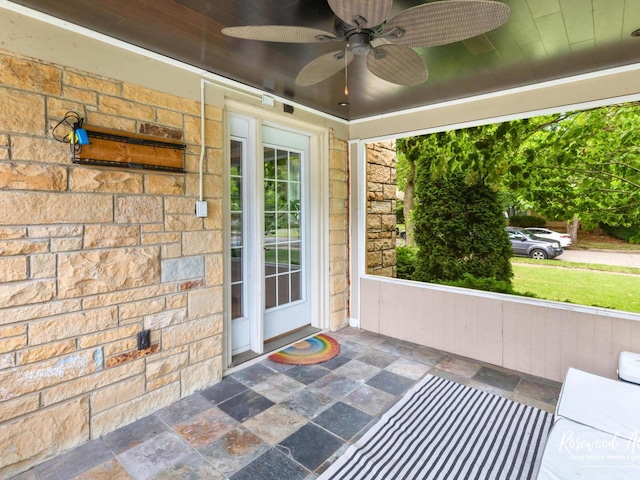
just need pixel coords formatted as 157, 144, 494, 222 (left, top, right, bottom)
229, 116, 311, 355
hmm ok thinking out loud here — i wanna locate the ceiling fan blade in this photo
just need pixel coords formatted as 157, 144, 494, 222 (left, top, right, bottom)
295, 50, 355, 87
385, 0, 510, 48
366, 45, 428, 86
328, 0, 393, 29
222, 25, 338, 43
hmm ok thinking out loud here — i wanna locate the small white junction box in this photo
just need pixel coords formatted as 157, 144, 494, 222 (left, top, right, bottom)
195, 200, 208, 218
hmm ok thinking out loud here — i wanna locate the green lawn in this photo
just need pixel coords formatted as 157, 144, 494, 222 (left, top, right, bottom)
512, 263, 640, 313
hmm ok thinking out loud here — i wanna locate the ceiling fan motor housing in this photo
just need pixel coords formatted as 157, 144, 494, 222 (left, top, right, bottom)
349, 32, 372, 55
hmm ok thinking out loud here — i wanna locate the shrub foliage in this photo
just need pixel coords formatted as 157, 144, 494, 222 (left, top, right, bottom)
412, 171, 514, 285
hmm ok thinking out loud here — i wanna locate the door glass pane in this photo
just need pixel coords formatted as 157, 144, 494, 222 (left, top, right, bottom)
265, 276, 277, 309
264, 144, 304, 309
230, 139, 244, 320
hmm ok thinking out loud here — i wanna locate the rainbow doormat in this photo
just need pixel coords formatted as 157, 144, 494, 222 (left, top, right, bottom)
268, 334, 340, 365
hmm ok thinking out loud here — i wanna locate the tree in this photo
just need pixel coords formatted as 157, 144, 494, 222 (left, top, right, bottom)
411, 152, 513, 289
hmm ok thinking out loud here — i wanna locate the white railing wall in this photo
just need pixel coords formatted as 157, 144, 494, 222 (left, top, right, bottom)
360, 276, 640, 382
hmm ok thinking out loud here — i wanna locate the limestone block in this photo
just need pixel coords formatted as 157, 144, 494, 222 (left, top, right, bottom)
206, 148, 223, 176
42, 358, 145, 406
84, 225, 140, 249
0, 353, 15, 370
190, 335, 222, 364
179, 279, 205, 291
10, 136, 70, 165
30, 254, 56, 279
0, 256, 27, 282
329, 260, 347, 276
28, 225, 83, 238
0, 393, 39, 423
146, 350, 189, 381
0, 227, 27, 239
368, 164, 391, 184
115, 195, 163, 224
330, 292, 346, 313
77, 324, 140, 349
118, 298, 165, 321
85, 112, 136, 132
182, 230, 222, 256
381, 214, 397, 231
122, 84, 199, 115
0, 88, 45, 135
330, 149, 347, 170
330, 310, 348, 331
51, 237, 83, 252
383, 184, 397, 199
383, 249, 397, 267
161, 256, 205, 283
0, 349, 100, 401
330, 230, 346, 246
330, 197, 347, 215
47, 97, 85, 120
330, 213, 347, 231
64, 71, 121, 95
184, 116, 222, 148
62, 85, 98, 105
58, 247, 160, 298
162, 315, 222, 349
99, 96, 154, 120
0, 299, 81, 326
0, 56, 61, 95
145, 173, 185, 195
70, 167, 143, 194
0, 163, 67, 191
0, 239, 48, 256
0, 279, 55, 309
0, 335, 27, 354
142, 232, 181, 246
91, 381, 180, 438
370, 201, 393, 214
104, 338, 137, 357
138, 123, 182, 140
144, 308, 187, 330
330, 243, 347, 262
367, 251, 383, 268
205, 253, 224, 286
162, 243, 182, 259
156, 108, 183, 128
17, 339, 76, 365
29, 307, 117, 345
147, 372, 180, 391
0, 325, 27, 338
82, 283, 175, 309
0, 191, 112, 225
188, 287, 223, 320
0, 397, 89, 478
330, 180, 348, 200
167, 293, 187, 310
181, 356, 222, 397
330, 167, 348, 182
165, 214, 203, 232
91, 375, 145, 414
330, 275, 347, 296
165, 196, 194, 214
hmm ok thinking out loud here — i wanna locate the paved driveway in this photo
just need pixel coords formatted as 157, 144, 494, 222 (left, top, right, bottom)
558, 249, 640, 268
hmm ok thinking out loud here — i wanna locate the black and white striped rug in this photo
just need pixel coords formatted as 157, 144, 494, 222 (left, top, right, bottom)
319, 374, 554, 480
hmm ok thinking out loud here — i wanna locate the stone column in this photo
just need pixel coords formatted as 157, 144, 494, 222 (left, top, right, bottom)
366, 141, 396, 277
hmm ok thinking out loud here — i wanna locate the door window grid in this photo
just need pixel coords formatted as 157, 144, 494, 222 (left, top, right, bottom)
230, 139, 244, 319
264, 147, 303, 310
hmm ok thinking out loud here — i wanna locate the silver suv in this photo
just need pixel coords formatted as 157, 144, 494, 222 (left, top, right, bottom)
506, 227, 563, 259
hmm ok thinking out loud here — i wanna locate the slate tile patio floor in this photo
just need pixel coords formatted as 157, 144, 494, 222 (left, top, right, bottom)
15, 327, 562, 480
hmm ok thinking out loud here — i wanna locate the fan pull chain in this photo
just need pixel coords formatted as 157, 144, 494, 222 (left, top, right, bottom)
344, 46, 349, 96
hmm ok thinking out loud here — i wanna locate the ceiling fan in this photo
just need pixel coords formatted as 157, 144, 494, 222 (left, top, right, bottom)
222, 0, 510, 89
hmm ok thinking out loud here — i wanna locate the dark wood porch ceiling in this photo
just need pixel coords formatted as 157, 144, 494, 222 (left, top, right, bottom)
10, 0, 640, 120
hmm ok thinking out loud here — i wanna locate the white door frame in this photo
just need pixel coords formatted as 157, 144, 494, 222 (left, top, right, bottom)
223, 101, 330, 370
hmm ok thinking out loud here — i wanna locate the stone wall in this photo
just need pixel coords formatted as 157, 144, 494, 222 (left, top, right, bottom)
366, 141, 397, 277
0, 51, 225, 477
329, 132, 350, 328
